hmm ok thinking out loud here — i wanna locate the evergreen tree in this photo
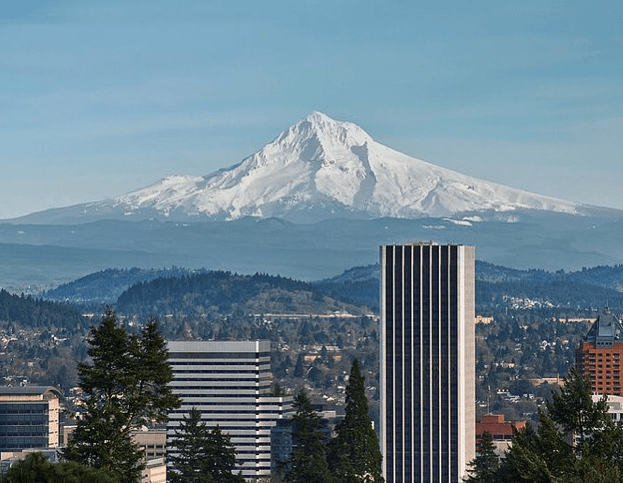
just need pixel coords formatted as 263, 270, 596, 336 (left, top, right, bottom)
204, 426, 244, 483
464, 432, 500, 483
63, 309, 180, 483
328, 359, 383, 483
169, 407, 244, 483
0, 452, 120, 483
496, 368, 623, 483
283, 390, 333, 483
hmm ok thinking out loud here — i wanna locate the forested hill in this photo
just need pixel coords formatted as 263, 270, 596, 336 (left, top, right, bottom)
37, 262, 623, 317
44, 267, 194, 305
115, 271, 369, 317
316, 261, 623, 312
0, 289, 88, 330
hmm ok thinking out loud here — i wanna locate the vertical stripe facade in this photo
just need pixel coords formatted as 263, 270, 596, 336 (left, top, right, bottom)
380, 244, 475, 483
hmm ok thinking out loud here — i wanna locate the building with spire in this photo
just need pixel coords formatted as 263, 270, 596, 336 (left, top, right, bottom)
576, 308, 623, 396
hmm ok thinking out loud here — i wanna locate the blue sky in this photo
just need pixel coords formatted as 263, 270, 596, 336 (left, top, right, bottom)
1, 0, 622, 218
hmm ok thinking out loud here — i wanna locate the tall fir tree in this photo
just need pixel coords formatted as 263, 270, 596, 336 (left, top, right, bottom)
495, 368, 623, 483
463, 432, 500, 483
283, 390, 333, 483
63, 309, 180, 483
169, 407, 244, 483
327, 359, 383, 483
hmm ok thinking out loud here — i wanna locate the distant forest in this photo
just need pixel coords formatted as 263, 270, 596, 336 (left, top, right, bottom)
41, 261, 623, 316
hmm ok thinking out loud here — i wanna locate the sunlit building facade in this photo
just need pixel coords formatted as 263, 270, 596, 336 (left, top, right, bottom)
167, 340, 292, 481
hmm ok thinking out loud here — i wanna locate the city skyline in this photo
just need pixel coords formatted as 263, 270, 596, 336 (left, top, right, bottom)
2, 1, 623, 219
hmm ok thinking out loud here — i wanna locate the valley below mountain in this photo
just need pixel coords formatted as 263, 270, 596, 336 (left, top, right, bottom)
1, 212, 623, 292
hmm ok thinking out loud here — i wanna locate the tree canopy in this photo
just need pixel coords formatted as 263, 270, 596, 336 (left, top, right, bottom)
168, 407, 244, 483
283, 390, 333, 483
63, 309, 180, 483
328, 359, 383, 483
0, 452, 119, 483
468, 368, 623, 483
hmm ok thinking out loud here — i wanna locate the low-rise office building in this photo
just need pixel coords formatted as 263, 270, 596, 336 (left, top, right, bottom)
0, 386, 61, 452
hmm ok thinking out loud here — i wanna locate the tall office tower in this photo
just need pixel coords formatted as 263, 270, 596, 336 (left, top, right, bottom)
380, 243, 475, 483
167, 340, 292, 481
576, 308, 623, 396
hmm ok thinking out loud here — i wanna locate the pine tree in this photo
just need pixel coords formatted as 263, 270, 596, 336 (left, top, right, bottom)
283, 390, 333, 483
63, 309, 180, 483
169, 408, 214, 483
0, 452, 120, 483
328, 359, 383, 483
169, 407, 244, 483
204, 426, 244, 483
464, 432, 500, 483
497, 368, 623, 483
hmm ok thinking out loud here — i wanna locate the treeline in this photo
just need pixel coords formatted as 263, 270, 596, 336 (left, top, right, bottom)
467, 369, 623, 483
44, 267, 194, 306
38, 261, 623, 315
476, 280, 623, 311
0, 289, 88, 330
115, 271, 354, 316
317, 261, 623, 313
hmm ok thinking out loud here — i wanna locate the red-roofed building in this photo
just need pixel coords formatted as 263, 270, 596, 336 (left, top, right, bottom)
476, 414, 526, 454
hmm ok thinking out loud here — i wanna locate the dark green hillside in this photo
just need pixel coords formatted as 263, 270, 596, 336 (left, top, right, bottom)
115, 271, 369, 317
316, 261, 623, 312
44, 267, 195, 306
0, 289, 88, 330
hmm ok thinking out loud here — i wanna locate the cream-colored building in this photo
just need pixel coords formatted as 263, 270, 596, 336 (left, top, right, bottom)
141, 457, 166, 483
0, 386, 61, 451
132, 429, 167, 461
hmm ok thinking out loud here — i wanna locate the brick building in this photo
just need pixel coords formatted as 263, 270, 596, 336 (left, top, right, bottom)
476, 414, 526, 454
575, 308, 623, 396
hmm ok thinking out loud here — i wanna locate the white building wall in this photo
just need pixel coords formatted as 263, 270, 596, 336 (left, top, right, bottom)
167, 340, 292, 481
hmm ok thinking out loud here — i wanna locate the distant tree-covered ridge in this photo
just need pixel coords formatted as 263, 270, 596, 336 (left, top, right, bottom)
115, 271, 369, 317
0, 289, 87, 329
37, 262, 623, 314
43, 267, 195, 306
316, 261, 623, 312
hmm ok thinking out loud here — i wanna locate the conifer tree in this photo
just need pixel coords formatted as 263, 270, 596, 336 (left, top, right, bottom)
328, 359, 383, 483
169, 407, 244, 483
495, 368, 623, 483
0, 452, 120, 483
283, 390, 333, 483
63, 309, 180, 483
464, 432, 500, 483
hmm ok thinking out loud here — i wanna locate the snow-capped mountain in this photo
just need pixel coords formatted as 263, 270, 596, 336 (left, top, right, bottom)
11, 112, 593, 224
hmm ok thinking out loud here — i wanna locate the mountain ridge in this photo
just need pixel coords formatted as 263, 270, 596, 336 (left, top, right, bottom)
7, 111, 612, 225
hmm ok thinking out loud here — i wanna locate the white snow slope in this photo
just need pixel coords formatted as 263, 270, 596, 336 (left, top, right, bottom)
57, 112, 586, 222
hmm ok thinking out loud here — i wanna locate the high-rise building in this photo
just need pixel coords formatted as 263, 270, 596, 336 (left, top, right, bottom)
380, 243, 475, 483
576, 308, 623, 396
167, 340, 292, 481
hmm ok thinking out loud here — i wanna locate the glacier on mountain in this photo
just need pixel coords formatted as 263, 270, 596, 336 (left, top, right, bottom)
14, 111, 587, 224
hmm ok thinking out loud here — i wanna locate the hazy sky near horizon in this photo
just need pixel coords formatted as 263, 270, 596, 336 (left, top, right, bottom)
1, 0, 622, 219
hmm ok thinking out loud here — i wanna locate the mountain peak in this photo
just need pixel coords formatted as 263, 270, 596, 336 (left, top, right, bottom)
9, 112, 591, 224
283, 111, 372, 149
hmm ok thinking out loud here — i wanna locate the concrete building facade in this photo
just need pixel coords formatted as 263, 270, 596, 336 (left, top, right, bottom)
167, 340, 292, 481
380, 243, 475, 483
0, 386, 61, 452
